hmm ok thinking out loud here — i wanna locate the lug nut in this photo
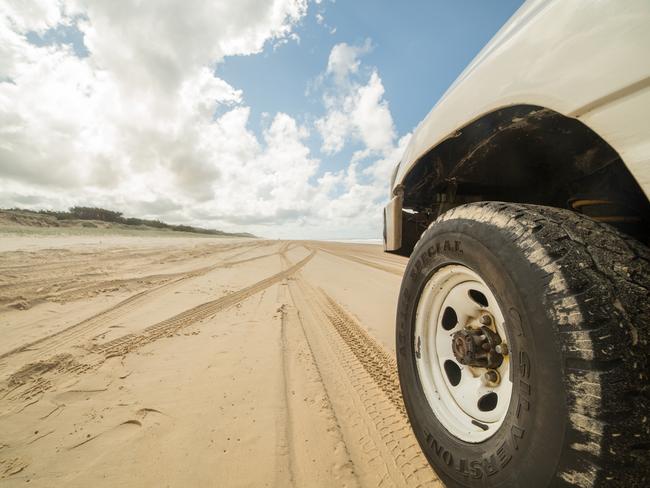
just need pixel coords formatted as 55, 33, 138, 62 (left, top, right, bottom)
495, 343, 509, 356
484, 369, 499, 384
479, 314, 492, 326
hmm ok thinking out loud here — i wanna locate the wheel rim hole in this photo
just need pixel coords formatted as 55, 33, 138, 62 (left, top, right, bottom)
468, 289, 488, 307
443, 360, 461, 386
477, 392, 498, 412
441, 306, 458, 331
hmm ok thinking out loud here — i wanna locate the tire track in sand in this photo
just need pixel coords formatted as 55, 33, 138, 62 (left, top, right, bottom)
0, 241, 270, 310
0, 244, 279, 363
2, 250, 315, 403
315, 247, 404, 277
286, 272, 440, 488
321, 294, 405, 416
92, 250, 315, 357
277, 291, 361, 488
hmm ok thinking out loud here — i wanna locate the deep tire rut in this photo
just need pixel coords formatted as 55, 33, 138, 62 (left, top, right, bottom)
0, 245, 280, 363
1, 249, 315, 403
93, 251, 315, 357
287, 273, 440, 488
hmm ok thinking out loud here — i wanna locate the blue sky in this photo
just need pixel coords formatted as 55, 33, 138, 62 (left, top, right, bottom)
218, 0, 523, 173
1, 0, 523, 239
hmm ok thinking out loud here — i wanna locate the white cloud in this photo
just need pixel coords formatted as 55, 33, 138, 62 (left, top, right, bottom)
316, 40, 396, 156
0, 2, 408, 239
2, 0, 62, 32
314, 9, 336, 34
315, 110, 349, 154
326, 39, 371, 84
307, 41, 408, 238
351, 71, 395, 152
0, 0, 310, 217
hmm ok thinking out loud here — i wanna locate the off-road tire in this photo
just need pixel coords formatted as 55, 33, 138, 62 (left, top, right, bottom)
396, 202, 649, 487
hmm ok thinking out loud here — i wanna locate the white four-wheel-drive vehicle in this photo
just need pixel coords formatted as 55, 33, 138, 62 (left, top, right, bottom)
384, 1, 649, 486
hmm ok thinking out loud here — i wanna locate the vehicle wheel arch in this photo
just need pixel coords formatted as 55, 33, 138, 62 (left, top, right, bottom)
398, 104, 650, 254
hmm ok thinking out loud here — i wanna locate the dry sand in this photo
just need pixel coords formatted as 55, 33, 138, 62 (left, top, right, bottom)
0, 235, 442, 487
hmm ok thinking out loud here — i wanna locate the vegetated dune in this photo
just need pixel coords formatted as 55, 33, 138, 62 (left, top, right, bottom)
0, 209, 255, 238
0, 235, 441, 487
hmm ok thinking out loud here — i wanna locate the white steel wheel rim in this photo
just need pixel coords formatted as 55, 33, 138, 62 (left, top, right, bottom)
414, 264, 512, 443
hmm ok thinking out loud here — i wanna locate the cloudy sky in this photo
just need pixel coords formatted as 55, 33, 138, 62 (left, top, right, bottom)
0, 0, 522, 239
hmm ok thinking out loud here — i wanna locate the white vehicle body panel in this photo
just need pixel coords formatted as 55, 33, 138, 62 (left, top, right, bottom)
393, 0, 650, 200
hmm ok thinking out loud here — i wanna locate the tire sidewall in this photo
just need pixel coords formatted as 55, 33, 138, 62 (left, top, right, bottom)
397, 218, 567, 487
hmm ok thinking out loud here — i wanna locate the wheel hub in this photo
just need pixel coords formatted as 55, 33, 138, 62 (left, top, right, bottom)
451, 325, 504, 369
413, 265, 513, 443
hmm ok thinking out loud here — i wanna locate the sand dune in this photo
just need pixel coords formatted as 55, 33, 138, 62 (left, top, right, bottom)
0, 236, 441, 487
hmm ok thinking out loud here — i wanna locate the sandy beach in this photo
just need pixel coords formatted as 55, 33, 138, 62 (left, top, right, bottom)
0, 235, 441, 487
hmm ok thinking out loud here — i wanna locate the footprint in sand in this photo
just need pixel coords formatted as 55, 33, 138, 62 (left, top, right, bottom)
67, 407, 166, 450
53, 388, 107, 404
120, 419, 142, 427
136, 407, 165, 419
68, 418, 143, 450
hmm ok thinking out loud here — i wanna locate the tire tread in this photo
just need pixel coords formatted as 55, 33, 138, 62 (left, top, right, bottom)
428, 202, 649, 487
